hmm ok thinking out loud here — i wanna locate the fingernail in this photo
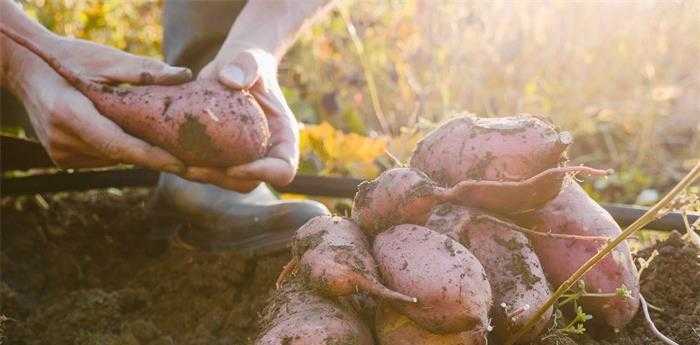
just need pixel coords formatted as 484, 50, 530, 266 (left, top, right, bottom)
176, 67, 192, 77
221, 65, 245, 86
163, 164, 185, 175
164, 67, 192, 83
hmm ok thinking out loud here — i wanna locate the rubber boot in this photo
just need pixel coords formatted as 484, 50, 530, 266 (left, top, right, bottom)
147, 173, 330, 257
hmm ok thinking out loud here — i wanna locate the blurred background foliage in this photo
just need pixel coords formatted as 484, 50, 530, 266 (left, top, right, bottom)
20, 0, 700, 206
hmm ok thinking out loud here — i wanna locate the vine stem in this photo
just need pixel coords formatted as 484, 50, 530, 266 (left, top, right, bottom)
506, 162, 700, 345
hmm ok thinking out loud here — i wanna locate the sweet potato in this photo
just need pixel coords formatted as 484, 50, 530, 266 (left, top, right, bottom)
375, 302, 486, 345
411, 114, 570, 184
515, 179, 640, 329
0, 25, 269, 167
426, 204, 552, 343
255, 279, 374, 345
290, 215, 416, 303
409, 114, 609, 213
373, 224, 492, 333
441, 166, 609, 214
352, 168, 444, 235
351, 167, 607, 235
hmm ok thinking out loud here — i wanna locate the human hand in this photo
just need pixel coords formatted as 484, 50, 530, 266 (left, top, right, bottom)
9, 35, 192, 172
187, 48, 299, 192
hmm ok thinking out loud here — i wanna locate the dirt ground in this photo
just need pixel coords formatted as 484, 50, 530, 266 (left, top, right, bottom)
1, 189, 698, 345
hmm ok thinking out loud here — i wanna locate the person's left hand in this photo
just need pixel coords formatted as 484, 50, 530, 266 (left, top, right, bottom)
185, 48, 299, 192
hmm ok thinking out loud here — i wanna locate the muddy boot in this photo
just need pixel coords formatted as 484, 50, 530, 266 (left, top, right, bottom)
146, 173, 330, 257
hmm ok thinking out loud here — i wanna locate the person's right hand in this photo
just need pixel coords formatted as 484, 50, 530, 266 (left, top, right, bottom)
8, 34, 192, 173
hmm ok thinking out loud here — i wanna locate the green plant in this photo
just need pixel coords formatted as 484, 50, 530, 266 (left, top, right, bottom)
544, 280, 630, 339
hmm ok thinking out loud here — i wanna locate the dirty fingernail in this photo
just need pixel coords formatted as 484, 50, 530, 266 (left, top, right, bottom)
162, 67, 192, 84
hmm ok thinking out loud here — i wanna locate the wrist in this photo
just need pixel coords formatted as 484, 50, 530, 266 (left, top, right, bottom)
203, 43, 279, 81
213, 38, 282, 71
224, 34, 283, 59
3, 30, 58, 94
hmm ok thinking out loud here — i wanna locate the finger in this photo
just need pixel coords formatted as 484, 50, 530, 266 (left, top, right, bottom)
251, 86, 287, 118
249, 71, 294, 122
218, 50, 261, 89
56, 152, 117, 169
226, 157, 296, 187
248, 87, 301, 181
66, 94, 186, 174
48, 138, 118, 168
98, 56, 192, 86
184, 167, 260, 192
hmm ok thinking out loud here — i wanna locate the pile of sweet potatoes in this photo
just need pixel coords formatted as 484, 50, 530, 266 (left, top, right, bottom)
258, 114, 640, 345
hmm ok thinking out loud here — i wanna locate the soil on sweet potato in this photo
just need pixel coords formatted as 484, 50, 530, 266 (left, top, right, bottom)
1, 189, 698, 345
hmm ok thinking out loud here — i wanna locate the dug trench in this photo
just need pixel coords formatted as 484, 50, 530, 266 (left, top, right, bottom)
1, 189, 698, 345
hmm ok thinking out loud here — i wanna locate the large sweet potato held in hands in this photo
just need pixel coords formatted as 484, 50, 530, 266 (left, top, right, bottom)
0, 25, 269, 167
409, 114, 608, 213
515, 179, 640, 329
289, 215, 416, 303
373, 224, 492, 334
375, 302, 486, 345
255, 279, 374, 345
426, 204, 552, 343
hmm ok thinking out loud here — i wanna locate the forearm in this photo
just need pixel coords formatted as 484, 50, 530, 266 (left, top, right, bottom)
0, 0, 56, 92
218, 0, 336, 60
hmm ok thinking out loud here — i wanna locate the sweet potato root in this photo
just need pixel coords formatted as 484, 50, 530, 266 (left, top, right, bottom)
373, 224, 492, 333
375, 302, 486, 345
0, 25, 269, 167
515, 179, 640, 329
352, 168, 444, 235
441, 166, 610, 214
426, 204, 552, 343
255, 279, 374, 345
351, 167, 607, 235
290, 215, 416, 303
408, 114, 609, 213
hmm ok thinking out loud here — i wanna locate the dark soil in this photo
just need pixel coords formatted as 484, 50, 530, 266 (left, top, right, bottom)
1, 189, 289, 345
590, 231, 700, 345
537, 231, 700, 345
1, 189, 698, 345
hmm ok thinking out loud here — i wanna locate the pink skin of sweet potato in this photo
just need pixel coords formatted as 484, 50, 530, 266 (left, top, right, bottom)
0, 25, 269, 167
351, 166, 608, 236
410, 114, 571, 184
373, 224, 492, 334
291, 215, 416, 303
441, 166, 610, 214
375, 302, 487, 345
255, 279, 374, 345
425, 204, 553, 343
409, 114, 600, 213
515, 179, 640, 329
352, 168, 444, 236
